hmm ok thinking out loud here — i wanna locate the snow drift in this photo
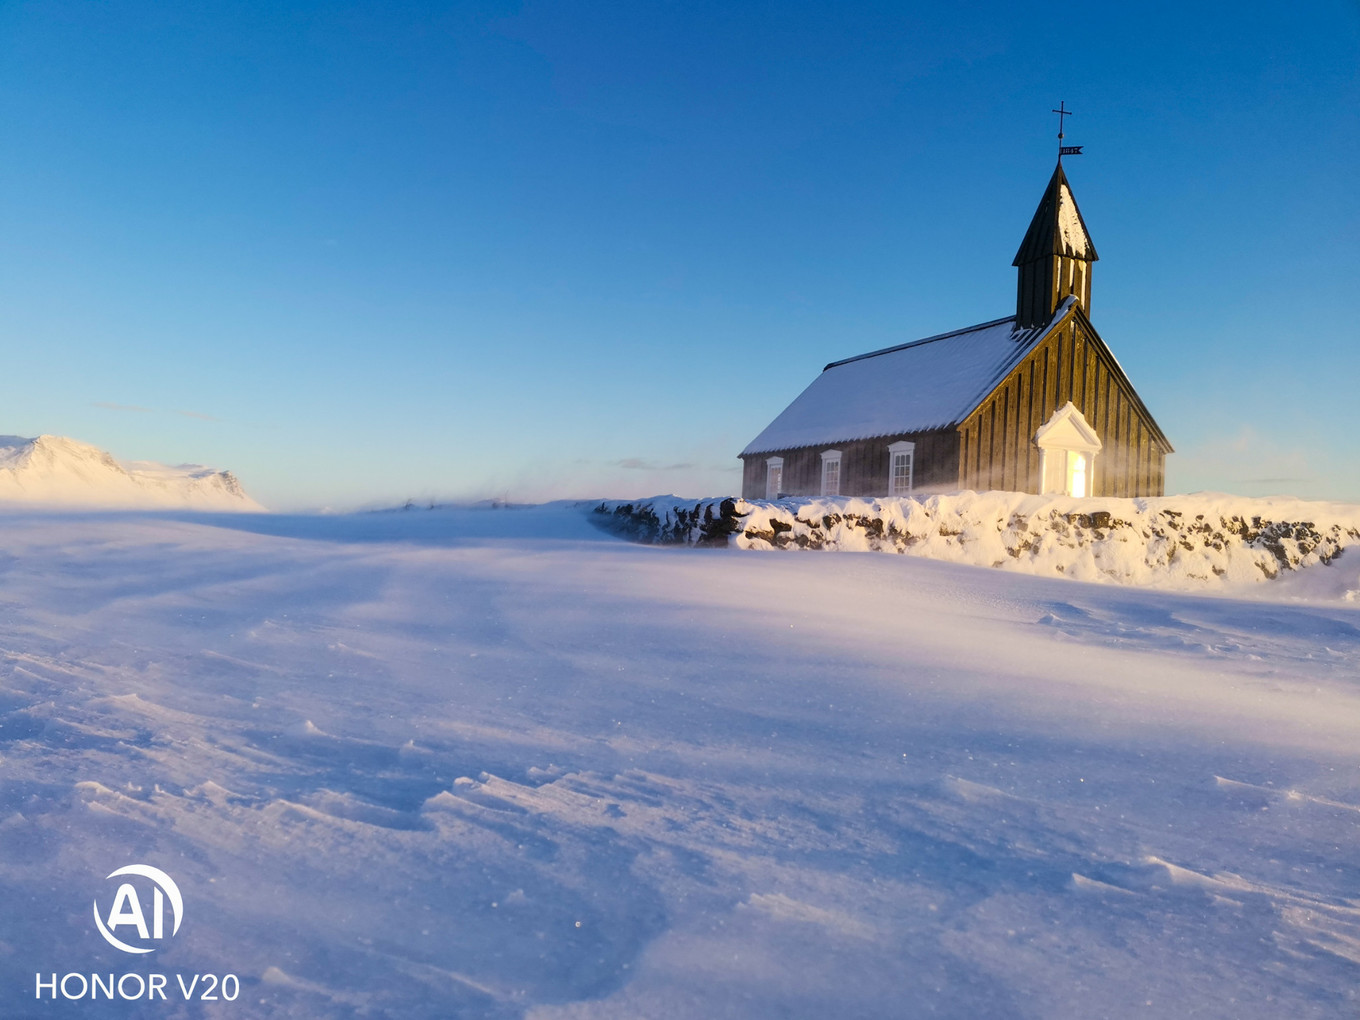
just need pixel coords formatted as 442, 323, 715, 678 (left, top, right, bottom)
595, 491, 1360, 592
4, 505, 1360, 1017
0, 434, 263, 510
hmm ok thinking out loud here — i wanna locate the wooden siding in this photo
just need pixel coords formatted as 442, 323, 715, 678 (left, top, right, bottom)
1015, 252, 1093, 332
740, 430, 959, 500
957, 317, 1169, 496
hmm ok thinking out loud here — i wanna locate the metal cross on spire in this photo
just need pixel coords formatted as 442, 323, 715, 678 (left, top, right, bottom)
1052, 101, 1084, 161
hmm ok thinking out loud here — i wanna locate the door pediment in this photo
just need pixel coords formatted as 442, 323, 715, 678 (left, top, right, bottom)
1034, 401, 1102, 453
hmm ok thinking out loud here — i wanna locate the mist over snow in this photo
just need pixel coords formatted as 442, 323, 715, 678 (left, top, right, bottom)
0, 434, 263, 511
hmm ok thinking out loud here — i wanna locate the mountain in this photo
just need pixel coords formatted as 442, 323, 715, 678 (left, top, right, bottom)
0, 434, 263, 510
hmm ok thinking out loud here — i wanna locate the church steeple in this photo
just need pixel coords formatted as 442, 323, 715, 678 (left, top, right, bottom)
1013, 163, 1098, 329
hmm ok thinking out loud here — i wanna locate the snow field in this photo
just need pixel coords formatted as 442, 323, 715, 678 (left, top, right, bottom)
0, 504, 1358, 1018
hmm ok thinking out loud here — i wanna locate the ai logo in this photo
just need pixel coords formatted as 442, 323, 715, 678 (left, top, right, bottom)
92, 865, 184, 954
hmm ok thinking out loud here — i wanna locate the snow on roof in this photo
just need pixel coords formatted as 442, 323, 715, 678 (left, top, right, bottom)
741, 307, 1065, 456
1012, 163, 1098, 266
1056, 184, 1089, 259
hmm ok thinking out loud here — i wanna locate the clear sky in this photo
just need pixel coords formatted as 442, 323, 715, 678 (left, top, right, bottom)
0, 1, 1356, 510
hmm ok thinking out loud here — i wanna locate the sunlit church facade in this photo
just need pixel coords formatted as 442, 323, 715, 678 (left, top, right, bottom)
740, 163, 1172, 501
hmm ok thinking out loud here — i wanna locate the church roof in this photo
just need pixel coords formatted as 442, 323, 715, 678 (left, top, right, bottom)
740, 304, 1068, 456
1012, 162, 1098, 265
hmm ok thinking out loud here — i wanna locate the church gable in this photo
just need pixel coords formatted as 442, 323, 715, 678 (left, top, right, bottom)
957, 304, 1172, 497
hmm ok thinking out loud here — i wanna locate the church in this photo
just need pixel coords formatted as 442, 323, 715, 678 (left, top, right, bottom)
739, 161, 1172, 501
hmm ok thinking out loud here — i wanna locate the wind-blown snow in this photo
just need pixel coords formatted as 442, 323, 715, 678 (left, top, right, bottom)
0, 434, 262, 510
2, 503, 1358, 1018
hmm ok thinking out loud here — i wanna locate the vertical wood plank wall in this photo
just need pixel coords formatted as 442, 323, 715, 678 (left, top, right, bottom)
1017, 255, 1094, 332
740, 430, 959, 499
742, 321, 1169, 500
957, 320, 1167, 496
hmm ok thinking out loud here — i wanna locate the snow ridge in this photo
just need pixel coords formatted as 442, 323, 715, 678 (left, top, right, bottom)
595, 491, 1360, 592
0, 434, 263, 510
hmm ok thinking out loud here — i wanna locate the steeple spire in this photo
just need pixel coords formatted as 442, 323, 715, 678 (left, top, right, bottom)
1013, 163, 1098, 329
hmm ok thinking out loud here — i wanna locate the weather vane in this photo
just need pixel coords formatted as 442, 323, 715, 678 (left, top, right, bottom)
1053, 101, 1084, 161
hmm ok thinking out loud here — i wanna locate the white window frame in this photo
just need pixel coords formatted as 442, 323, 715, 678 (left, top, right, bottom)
888, 440, 915, 497
820, 450, 842, 497
1039, 449, 1095, 498
765, 457, 784, 501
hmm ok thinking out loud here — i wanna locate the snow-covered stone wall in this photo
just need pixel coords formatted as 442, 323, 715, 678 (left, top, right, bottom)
594, 491, 1360, 590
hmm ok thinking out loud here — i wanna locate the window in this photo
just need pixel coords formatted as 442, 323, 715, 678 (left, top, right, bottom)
820, 450, 841, 496
765, 457, 784, 500
1042, 449, 1091, 497
888, 441, 915, 497
1067, 450, 1087, 498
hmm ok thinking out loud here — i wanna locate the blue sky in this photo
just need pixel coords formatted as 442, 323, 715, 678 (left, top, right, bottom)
0, 1, 1356, 509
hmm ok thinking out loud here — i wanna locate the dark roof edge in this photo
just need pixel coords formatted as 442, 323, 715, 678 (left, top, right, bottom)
823, 314, 1018, 372
741, 426, 956, 459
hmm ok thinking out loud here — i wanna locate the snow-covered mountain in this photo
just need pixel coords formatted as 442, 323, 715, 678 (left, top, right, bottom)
0, 434, 263, 510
